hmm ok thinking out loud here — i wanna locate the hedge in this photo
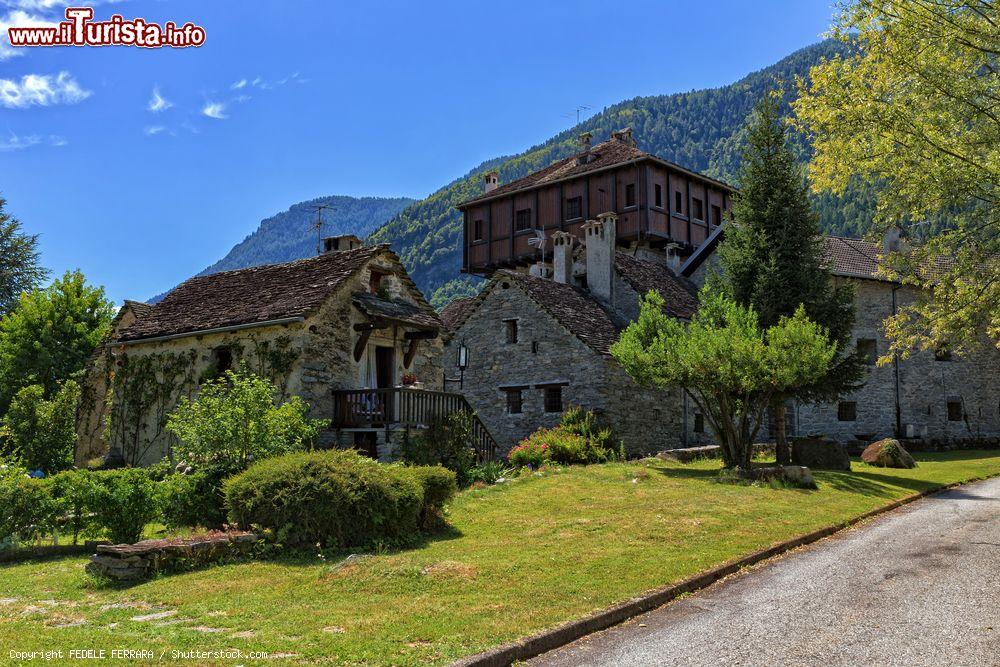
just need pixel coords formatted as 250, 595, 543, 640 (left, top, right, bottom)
223, 450, 456, 549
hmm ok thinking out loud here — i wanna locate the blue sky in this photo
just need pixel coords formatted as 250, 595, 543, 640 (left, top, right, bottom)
0, 0, 835, 303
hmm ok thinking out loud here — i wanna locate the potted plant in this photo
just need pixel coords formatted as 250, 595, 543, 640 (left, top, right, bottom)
401, 373, 418, 387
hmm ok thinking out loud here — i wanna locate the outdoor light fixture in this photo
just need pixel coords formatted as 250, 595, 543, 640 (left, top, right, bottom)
458, 343, 469, 371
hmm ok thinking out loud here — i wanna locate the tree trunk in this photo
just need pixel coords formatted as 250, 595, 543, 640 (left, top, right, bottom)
772, 397, 789, 465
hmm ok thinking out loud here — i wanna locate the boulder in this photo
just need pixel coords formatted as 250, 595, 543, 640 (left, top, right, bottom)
791, 437, 851, 471
861, 438, 917, 469
736, 465, 816, 489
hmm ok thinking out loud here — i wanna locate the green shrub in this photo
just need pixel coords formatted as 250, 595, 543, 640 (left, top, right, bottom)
466, 461, 515, 485
0, 381, 79, 474
167, 370, 321, 470
0, 464, 59, 543
224, 450, 453, 550
159, 464, 234, 529
49, 469, 97, 544
399, 412, 476, 485
87, 469, 161, 544
406, 465, 457, 527
509, 407, 617, 467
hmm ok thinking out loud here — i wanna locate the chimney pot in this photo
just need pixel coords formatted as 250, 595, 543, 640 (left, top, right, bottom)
322, 235, 364, 253
551, 231, 574, 284
576, 132, 594, 165
883, 227, 904, 254
483, 170, 500, 194
583, 213, 617, 302
611, 127, 635, 147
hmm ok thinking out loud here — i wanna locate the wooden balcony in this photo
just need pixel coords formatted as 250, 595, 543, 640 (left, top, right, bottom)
332, 387, 498, 462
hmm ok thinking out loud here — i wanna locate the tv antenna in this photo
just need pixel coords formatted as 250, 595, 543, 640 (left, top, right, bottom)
311, 204, 332, 255
528, 228, 548, 265
562, 104, 591, 126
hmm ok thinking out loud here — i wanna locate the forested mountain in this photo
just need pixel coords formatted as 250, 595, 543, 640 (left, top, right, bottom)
198, 195, 415, 275
369, 39, 877, 306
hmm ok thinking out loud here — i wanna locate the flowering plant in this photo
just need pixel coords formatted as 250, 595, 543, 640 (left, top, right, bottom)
401, 373, 418, 386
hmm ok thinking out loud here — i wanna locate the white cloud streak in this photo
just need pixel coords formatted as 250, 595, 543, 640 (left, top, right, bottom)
201, 101, 227, 120
0, 132, 66, 151
0, 9, 56, 60
147, 86, 172, 112
144, 125, 165, 136
0, 71, 90, 108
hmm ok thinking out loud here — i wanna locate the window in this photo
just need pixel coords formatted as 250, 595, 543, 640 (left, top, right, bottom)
515, 208, 531, 232
369, 270, 386, 295
504, 319, 518, 344
565, 197, 582, 220
693, 412, 704, 433
473, 219, 484, 241
692, 197, 704, 221
711, 204, 722, 227
625, 183, 636, 208
654, 184, 662, 208
838, 401, 857, 422
675, 191, 683, 213
505, 389, 523, 415
543, 385, 563, 413
857, 338, 877, 366
935, 345, 953, 362
213, 346, 233, 374
947, 400, 963, 422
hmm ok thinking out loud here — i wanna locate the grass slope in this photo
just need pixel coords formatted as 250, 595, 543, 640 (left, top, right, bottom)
1, 451, 997, 665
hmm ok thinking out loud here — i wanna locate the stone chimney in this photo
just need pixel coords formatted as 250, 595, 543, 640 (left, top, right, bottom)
551, 231, 574, 284
583, 212, 617, 302
483, 170, 500, 194
882, 226, 904, 254
611, 127, 636, 147
576, 132, 593, 165
322, 235, 363, 253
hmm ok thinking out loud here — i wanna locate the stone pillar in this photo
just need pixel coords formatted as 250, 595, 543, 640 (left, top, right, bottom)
583, 212, 617, 302
551, 231, 574, 284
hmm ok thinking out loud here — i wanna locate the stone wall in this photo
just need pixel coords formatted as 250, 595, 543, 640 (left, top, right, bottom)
447, 280, 688, 456
795, 280, 1000, 443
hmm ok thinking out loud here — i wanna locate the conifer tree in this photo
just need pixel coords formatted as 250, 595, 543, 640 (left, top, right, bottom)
0, 198, 48, 316
718, 94, 864, 464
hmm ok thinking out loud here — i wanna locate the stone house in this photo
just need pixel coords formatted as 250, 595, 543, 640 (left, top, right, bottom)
442, 213, 711, 456
681, 228, 1000, 447
77, 237, 495, 467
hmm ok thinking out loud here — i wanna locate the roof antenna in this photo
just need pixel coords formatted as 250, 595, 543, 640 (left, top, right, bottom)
311, 203, 332, 255
561, 104, 591, 126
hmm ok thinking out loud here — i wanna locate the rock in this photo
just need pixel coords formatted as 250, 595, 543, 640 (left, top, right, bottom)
862, 438, 917, 469
791, 437, 851, 471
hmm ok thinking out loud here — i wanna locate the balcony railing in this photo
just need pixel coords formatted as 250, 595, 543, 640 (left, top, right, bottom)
332, 387, 497, 462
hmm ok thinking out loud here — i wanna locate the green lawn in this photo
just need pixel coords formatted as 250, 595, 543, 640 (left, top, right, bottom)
1, 451, 998, 666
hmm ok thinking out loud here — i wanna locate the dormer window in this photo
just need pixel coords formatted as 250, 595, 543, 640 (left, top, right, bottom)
369, 270, 387, 295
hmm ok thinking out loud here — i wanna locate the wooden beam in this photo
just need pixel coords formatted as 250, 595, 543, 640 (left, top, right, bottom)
509, 197, 515, 258
403, 339, 419, 369
353, 328, 372, 362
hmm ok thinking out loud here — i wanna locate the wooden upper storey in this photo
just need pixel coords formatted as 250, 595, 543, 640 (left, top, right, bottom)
457, 131, 736, 276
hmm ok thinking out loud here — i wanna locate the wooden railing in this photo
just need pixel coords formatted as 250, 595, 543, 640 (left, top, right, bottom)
332, 387, 498, 462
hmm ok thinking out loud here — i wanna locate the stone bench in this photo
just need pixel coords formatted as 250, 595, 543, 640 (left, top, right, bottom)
86, 531, 257, 581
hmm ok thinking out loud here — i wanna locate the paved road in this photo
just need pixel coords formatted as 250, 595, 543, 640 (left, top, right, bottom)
530, 477, 1000, 667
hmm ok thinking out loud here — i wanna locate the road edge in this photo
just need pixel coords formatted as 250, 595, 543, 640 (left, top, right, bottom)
452, 472, 1000, 667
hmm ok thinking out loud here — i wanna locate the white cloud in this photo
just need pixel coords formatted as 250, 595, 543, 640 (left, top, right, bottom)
144, 125, 165, 136
233, 94, 251, 104
147, 86, 172, 112
0, 9, 56, 60
231, 78, 247, 90
0, 132, 65, 151
201, 101, 227, 120
0, 71, 90, 108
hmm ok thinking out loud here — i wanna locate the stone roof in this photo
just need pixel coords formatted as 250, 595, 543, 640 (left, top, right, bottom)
352, 292, 441, 331
459, 138, 734, 207
122, 300, 153, 319
822, 236, 883, 280
615, 253, 699, 319
118, 245, 389, 342
439, 297, 477, 332
497, 270, 621, 355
